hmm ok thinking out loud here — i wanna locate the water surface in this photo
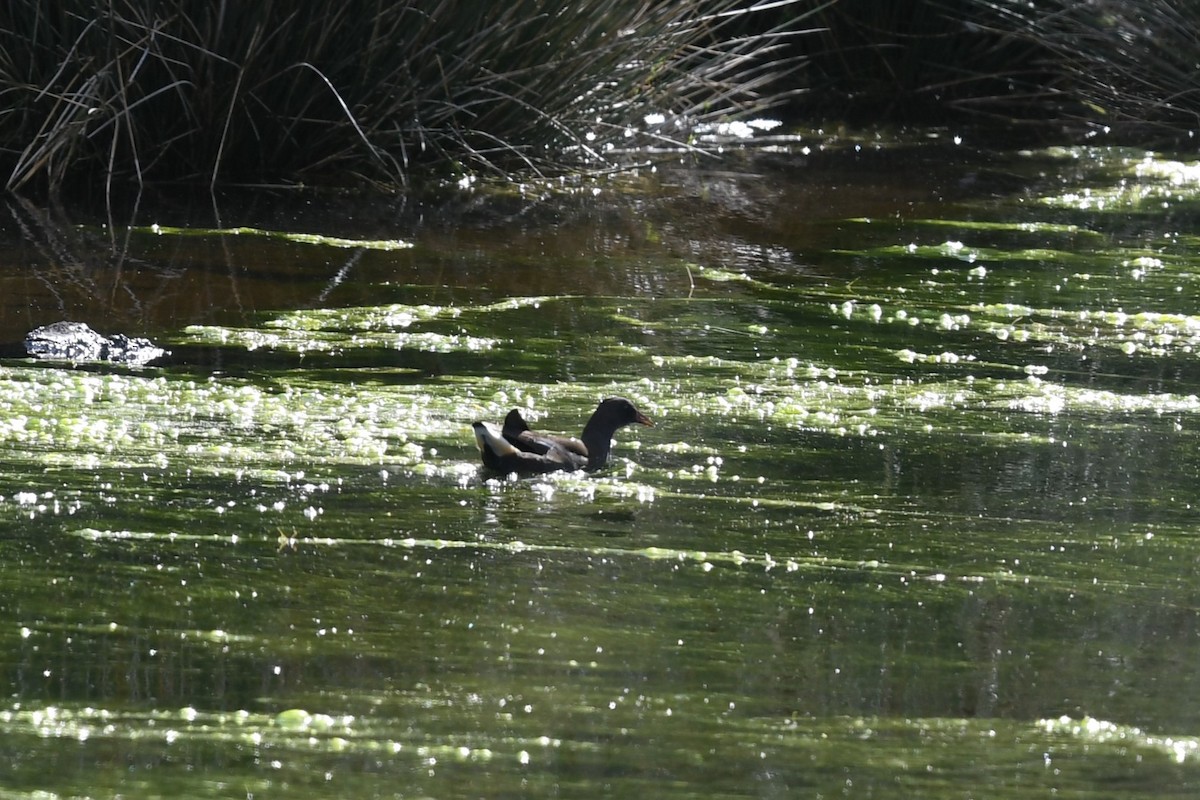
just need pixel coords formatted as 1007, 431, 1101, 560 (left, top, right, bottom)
2, 139, 1200, 797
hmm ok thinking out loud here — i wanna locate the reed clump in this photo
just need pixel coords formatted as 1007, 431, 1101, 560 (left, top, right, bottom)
794, 0, 1200, 140
0, 1, 809, 193
790, 0, 1056, 125
981, 0, 1200, 140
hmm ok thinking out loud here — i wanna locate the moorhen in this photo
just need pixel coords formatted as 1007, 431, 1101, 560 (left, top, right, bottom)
473, 397, 653, 475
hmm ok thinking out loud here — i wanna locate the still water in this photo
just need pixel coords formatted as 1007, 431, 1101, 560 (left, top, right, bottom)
3, 139, 1200, 797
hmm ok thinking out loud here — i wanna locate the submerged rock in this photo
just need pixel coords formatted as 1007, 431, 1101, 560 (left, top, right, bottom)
24, 321, 168, 366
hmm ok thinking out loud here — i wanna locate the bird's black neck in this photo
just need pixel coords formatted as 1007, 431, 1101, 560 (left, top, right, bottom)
580, 418, 615, 469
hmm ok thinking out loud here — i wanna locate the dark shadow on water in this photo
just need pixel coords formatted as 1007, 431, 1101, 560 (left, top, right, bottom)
0, 144, 1046, 345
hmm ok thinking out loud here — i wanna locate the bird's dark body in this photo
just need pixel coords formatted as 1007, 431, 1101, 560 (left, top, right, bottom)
473, 397, 652, 475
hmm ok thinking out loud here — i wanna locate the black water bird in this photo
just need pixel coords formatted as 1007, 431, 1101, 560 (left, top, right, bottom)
473, 397, 652, 475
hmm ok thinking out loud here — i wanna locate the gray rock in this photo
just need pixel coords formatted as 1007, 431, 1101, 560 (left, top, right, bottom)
25, 321, 168, 366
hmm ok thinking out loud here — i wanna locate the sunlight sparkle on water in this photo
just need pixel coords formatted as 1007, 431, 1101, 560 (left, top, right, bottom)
6, 136, 1200, 799
1041, 716, 1200, 764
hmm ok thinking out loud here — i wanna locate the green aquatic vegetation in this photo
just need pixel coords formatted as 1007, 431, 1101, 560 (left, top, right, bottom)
973, 305, 1200, 359
834, 239, 1085, 265
1041, 184, 1185, 211
1041, 716, 1200, 765
183, 323, 499, 355
130, 224, 414, 250
831, 270, 1200, 362
0, 365, 459, 481
686, 262, 770, 287
180, 298, 565, 354
274, 297, 552, 328
9, 146, 1200, 798
1038, 151, 1200, 211
854, 217, 1103, 236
